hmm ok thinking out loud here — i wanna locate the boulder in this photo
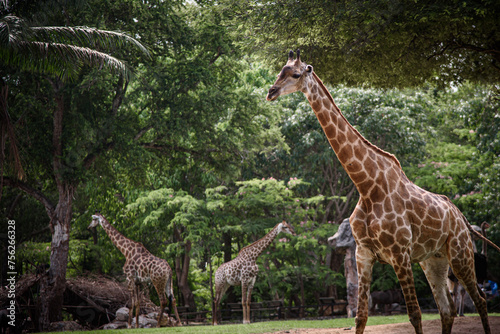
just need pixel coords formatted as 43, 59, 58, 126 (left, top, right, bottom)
115, 307, 129, 322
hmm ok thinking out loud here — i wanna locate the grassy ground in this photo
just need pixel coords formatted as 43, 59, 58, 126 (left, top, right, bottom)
50, 313, 500, 334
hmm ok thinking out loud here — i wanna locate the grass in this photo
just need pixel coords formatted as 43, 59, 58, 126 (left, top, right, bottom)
48, 313, 500, 334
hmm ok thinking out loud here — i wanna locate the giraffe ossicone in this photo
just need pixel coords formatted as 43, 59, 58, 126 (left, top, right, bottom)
212, 221, 295, 325
89, 213, 181, 328
267, 50, 500, 334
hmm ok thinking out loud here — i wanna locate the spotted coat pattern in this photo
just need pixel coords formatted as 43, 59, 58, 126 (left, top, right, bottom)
88, 213, 181, 328
266, 50, 500, 334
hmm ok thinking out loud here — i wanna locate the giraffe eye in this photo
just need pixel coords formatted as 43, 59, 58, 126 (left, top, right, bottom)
291, 73, 301, 79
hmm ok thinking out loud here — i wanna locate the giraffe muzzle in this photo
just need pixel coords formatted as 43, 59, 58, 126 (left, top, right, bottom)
266, 86, 280, 101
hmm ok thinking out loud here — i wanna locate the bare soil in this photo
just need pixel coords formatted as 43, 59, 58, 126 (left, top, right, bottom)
267, 316, 500, 334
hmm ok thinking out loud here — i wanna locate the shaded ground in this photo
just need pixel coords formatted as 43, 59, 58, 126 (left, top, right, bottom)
268, 316, 500, 334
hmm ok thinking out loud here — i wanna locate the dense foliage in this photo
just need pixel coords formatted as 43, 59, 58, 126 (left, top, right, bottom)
223, 0, 500, 87
1, 0, 500, 328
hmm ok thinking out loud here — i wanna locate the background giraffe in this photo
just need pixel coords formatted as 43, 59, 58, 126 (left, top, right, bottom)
88, 212, 181, 328
266, 50, 500, 334
212, 221, 295, 325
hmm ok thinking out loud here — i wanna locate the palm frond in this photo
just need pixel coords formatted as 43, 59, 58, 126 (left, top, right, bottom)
0, 14, 148, 81
1, 40, 131, 81
31, 26, 150, 57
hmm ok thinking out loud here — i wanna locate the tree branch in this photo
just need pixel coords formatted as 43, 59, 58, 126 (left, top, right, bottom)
81, 76, 127, 170
2, 177, 56, 219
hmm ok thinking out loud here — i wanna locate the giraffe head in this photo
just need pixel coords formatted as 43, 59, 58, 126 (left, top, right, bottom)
266, 49, 313, 101
88, 211, 104, 229
277, 220, 296, 236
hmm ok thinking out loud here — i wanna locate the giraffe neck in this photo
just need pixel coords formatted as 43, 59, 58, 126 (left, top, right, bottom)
303, 72, 405, 197
239, 225, 281, 262
99, 217, 136, 259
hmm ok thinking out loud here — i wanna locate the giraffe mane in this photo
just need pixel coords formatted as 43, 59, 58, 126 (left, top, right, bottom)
98, 215, 152, 254
311, 71, 403, 170
237, 223, 280, 255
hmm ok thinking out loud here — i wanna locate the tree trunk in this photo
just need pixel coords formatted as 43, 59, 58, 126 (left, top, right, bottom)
39, 183, 74, 330
38, 80, 73, 330
345, 247, 358, 318
174, 238, 196, 311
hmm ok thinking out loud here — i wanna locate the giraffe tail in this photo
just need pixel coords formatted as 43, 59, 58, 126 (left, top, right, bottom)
463, 214, 500, 253
166, 275, 173, 299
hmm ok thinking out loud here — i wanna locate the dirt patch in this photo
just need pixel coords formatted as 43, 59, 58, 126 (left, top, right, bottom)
268, 316, 500, 334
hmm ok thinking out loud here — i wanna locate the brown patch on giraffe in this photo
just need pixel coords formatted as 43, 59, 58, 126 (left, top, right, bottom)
395, 227, 411, 243
380, 232, 395, 248
393, 199, 405, 215
316, 111, 329, 126
399, 184, 410, 200
338, 145, 353, 162
383, 197, 393, 212
354, 145, 367, 161
376, 172, 389, 194
425, 217, 442, 230
427, 203, 441, 219
391, 243, 401, 254
382, 220, 397, 235
411, 197, 427, 214
311, 100, 321, 111
337, 116, 346, 132
357, 179, 374, 195
324, 123, 336, 140
350, 171, 367, 184
329, 138, 341, 152
424, 238, 437, 250
336, 130, 346, 144
346, 160, 363, 173
370, 185, 385, 203
323, 97, 331, 110
385, 212, 396, 221
373, 203, 383, 219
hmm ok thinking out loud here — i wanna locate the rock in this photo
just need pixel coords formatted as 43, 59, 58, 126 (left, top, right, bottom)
103, 322, 128, 330
131, 315, 157, 328
47, 321, 83, 331
115, 307, 129, 322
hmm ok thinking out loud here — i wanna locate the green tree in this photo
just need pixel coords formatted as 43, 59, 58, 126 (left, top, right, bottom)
221, 0, 500, 87
0, 0, 147, 329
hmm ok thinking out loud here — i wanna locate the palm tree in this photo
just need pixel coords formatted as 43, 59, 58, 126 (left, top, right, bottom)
0, 1, 148, 329
0, 6, 148, 180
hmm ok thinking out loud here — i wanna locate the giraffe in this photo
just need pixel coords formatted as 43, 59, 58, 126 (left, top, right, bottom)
88, 212, 181, 328
266, 50, 500, 334
212, 221, 295, 325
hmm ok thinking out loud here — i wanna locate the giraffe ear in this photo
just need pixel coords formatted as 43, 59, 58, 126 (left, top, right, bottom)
306, 65, 313, 73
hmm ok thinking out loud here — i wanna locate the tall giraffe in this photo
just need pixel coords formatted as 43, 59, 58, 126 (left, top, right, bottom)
266, 50, 500, 334
88, 212, 181, 328
212, 221, 295, 325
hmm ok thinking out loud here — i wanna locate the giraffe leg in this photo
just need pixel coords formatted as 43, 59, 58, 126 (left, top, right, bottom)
166, 276, 182, 326
213, 282, 229, 325
354, 247, 375, 334
126, 278, 135, 329
450, 255, 490, 334
245, 277, 256, 324
458, 285, 465, 317
153, 282, 167, 328
393, 252, 422, 334
420, 256, 456, 334
241, 283, 249, 324
157, 293, 166, 327
134, 283, 140, 328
